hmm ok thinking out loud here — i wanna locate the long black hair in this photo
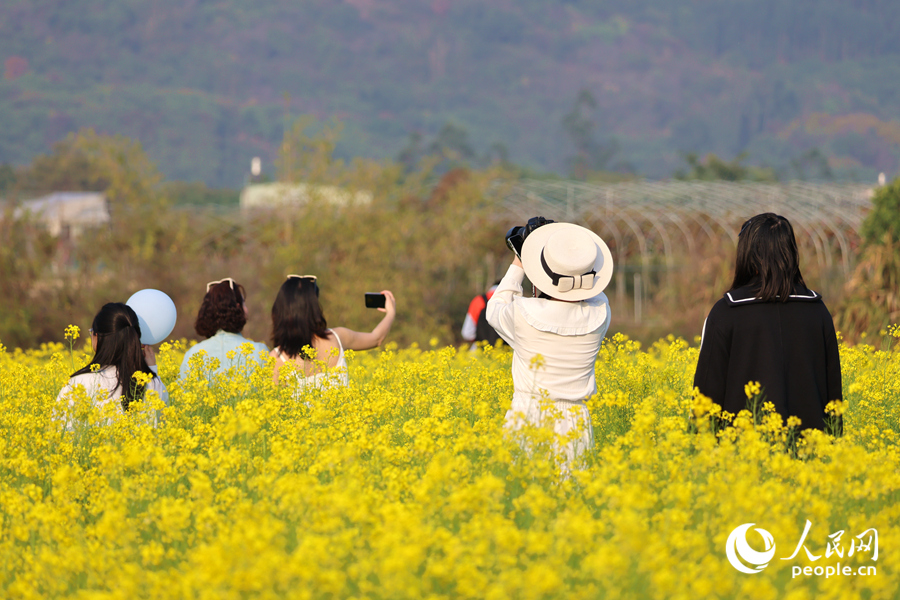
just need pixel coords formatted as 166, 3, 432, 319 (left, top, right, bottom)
71, 303, 155, 410
271, 277, 329, 359
730, 213, 807, 302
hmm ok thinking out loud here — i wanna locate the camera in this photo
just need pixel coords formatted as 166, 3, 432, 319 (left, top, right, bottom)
505, 216, 555, 257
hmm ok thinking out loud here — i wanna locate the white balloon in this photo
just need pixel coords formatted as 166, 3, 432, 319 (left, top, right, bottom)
126, 289, 177, 345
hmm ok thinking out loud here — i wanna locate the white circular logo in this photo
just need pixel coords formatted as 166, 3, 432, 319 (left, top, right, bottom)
726, 523, 776, 574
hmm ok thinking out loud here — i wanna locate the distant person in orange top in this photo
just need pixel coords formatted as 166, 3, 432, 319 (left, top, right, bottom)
461, 281, 501, 348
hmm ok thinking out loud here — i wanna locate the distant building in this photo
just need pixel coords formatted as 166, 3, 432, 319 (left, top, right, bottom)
239, 182, 373, 210
14, 192, 110, 237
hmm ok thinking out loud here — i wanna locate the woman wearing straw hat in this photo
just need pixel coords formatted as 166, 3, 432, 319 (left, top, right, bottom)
487, 220, 613, 465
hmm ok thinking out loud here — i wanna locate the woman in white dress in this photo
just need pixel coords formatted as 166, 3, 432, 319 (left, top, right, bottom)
57, 303, 168, 427
487, 221, 613, 465
269, 275, 396, 391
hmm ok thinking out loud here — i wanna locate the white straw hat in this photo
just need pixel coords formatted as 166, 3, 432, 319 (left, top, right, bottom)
521, 223, 614, 301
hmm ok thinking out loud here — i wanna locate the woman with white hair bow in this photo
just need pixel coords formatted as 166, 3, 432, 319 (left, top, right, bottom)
487, 219, 614, 465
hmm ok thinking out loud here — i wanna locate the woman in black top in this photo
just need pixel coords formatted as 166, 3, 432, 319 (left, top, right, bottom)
693, 213, 842, 432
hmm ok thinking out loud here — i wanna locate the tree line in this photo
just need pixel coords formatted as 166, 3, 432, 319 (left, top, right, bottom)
3, 122, 899, 350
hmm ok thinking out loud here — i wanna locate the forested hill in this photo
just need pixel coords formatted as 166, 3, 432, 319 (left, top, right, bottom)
2, 0, 900, 186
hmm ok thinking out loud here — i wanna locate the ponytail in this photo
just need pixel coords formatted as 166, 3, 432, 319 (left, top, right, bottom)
71, 303, 155, 410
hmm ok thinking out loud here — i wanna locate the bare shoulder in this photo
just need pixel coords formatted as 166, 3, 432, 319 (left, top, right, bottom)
330, 326, 352, 340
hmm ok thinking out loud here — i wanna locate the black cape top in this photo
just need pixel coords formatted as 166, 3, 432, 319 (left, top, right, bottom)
693, 283, 842, 431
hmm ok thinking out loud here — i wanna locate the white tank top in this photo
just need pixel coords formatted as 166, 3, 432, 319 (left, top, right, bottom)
273, 329, 349, 392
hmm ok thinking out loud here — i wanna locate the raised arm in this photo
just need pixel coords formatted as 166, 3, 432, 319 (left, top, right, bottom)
486, 258, 524, 348
331, 290, 397, 351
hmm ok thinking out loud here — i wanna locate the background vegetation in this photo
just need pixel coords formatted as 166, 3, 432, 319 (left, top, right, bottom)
1, 1, 899, 187
837, 179, 900, 338
2, 125, 895, 351
1, 127, 512, 350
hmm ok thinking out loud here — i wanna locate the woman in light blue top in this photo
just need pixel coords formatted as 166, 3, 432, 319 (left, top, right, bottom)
179, 278, 269, 378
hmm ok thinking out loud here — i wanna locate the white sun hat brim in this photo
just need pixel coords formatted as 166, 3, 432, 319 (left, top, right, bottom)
521, 222, 614, 301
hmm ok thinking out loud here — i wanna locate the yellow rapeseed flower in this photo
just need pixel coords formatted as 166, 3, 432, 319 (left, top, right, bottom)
0, 331, 894, 598
744, 380, 761, 399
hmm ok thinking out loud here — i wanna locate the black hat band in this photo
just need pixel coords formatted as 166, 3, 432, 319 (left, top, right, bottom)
540, 250, 596, 293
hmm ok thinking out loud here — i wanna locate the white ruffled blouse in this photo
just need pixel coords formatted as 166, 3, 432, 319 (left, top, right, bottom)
486, 264, 611, 401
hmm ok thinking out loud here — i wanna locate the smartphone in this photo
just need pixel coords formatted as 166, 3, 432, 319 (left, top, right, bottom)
365, 292, 386, 309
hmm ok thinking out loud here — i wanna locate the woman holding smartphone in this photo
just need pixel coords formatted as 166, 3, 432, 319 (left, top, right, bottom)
269, 275, 396, 390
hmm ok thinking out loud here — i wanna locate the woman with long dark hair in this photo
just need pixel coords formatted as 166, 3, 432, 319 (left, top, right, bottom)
270, 275, 396, 390
693, 213, 842, 432
179, 278, 269, 378
57, 303, 168, 422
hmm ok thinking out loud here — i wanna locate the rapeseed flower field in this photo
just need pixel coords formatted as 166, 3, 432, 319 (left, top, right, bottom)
0, 331, 898, 599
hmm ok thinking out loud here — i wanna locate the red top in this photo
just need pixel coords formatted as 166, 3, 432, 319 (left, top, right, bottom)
466, 289, 496, 322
